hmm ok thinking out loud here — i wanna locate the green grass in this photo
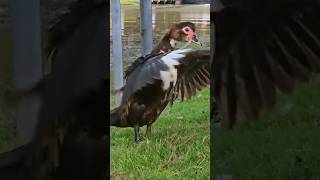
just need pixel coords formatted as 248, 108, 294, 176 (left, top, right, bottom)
213, 79, 320, 180
0, 77, 18, 153
111, 88, 210, 179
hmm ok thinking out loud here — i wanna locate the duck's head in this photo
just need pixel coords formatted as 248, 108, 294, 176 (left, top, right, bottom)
168, 22, 202, 46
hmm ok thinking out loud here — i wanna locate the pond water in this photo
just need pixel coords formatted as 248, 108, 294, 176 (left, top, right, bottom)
110, 4, 210, 70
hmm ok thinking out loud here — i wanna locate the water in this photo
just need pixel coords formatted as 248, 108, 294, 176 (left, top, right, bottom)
110, 4, 210, 70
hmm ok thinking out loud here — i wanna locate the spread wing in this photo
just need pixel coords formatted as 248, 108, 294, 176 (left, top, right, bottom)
213, 0, 320, 128
172, 50, 211, 102
120, 53, 169, 107
120, 49, 211, 114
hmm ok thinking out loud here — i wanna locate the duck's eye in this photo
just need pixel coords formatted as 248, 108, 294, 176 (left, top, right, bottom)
185, 28, 189, 32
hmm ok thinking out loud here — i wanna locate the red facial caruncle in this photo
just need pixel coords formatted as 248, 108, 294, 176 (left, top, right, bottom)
182, 26, 202, 46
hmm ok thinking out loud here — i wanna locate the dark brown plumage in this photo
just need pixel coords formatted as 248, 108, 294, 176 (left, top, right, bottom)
212, 0, 320, 128
124, 53, 162, 80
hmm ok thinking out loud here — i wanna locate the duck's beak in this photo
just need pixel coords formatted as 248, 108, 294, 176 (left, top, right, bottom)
191, 34, 202, 46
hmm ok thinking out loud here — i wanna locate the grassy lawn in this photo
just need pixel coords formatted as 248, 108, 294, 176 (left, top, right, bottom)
111, 88, 210, 179
213, 79, 320, 180
0, 77, 18, 153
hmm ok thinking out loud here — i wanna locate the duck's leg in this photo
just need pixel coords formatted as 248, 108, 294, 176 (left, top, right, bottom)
145, 123, 152, 139
134, 125, 141, 143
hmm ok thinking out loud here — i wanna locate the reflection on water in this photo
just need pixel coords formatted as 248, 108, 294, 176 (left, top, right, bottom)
110, 4, 210, 69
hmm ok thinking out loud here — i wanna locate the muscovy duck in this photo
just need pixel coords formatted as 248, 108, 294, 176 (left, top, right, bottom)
111, 48, 210, 142
0, 0, 108, 179
111, 21, 209, 142
212, 0, 320, 128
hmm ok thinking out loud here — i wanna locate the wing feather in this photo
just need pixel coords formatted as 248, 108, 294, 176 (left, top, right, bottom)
173, 50, 211, 101
213, 0, 320, 128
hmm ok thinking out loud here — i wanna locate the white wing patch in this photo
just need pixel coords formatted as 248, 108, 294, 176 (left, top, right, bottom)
160, 49, 193, 90
160, 67, 178, 90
